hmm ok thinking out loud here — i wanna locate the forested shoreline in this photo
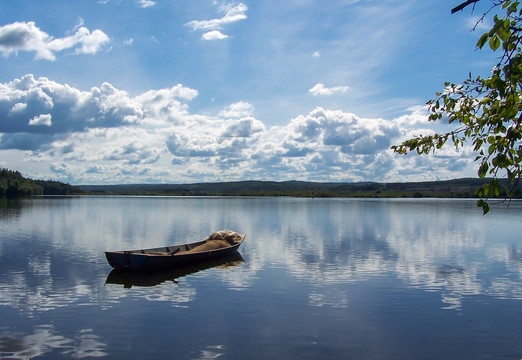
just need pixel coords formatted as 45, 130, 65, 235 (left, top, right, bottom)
81, 178, 521, 199
0, 169, 83, 197
2, 168, 520, 199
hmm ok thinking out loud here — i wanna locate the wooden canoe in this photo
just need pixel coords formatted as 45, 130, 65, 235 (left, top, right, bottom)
106, 252, 244, 288
104, 231, 245, 271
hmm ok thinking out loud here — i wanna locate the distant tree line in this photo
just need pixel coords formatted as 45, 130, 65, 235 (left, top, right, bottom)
80, 178, 521, 199
0, 168, 83, 197
3, 167, 521, 199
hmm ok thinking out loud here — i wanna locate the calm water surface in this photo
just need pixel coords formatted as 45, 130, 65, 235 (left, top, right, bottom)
0, 196, 521, 359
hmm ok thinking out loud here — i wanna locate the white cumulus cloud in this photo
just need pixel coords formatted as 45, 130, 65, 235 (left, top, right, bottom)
219, 101, 254, 118
0, 74, 197, 149
221, 117, 265, 137
393, 105, 430, 127
0, 75, 475, 184
28, 114, 52, 126
202, 30, 229, 40
0, 21, 110, 61
186, 2, 247, 40
309, 83, 349, 96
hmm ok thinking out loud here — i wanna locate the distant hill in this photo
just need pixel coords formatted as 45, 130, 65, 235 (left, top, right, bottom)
80, 178, 521, 199
3, 167, 520, 199
0, 168, 83, 197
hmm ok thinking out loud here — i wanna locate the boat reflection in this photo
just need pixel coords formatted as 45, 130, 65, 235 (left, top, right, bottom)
105, 252, 245, 288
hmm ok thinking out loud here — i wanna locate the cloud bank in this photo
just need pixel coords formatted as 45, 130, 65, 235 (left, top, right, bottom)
0, 75, 475, 184
0, 21, 110, 60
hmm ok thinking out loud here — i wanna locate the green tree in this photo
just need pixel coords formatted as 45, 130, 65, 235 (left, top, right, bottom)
0, 168, 43, 197
392, 0, 522, 213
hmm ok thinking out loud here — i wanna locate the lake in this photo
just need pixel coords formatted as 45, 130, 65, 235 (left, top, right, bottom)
0, 196, 521, 359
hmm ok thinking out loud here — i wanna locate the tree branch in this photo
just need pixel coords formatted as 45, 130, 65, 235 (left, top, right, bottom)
452, 0, 480, 14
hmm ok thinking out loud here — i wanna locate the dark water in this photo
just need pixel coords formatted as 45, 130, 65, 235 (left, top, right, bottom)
0, 196, 521, 359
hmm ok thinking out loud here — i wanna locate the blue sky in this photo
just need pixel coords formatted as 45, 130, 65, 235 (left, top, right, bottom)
0, 0, 499, 184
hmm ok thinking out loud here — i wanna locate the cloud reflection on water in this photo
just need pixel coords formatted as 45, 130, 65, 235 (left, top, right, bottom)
0, 197, 520, 316
238, 198, 522, 310
0, 325, 107, 359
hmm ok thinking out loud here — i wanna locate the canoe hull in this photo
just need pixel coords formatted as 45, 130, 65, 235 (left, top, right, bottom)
106, 252, 245, 287
105, 234, 245, 271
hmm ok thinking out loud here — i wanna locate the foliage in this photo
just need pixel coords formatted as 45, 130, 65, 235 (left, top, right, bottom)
34, 179, 82, 195
0, 168, 43, 197
391, 0, 522, 213
0, 168, 82, 197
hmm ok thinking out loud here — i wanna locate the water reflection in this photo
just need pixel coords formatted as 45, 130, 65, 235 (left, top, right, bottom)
195, 345, 228, 359
246, 198, 522, 310
0, 197, 521, 359
0, 325, 107, 359
0, 197, 521, 313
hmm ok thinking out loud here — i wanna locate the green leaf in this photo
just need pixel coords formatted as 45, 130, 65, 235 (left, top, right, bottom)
497, 24, 510, 42
477, 33, 489, 48
478, 162, 489, 178
491, 179, 501, 196
492, 153, 511, 168
508, 2, 520, 14
477, 199, 490, 215
489, 35, 501, 51
489, 143, 496, 155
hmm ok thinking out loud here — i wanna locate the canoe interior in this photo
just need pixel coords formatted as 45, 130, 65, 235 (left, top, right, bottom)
110, 239, 208, 256
108, 236, 243, 256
